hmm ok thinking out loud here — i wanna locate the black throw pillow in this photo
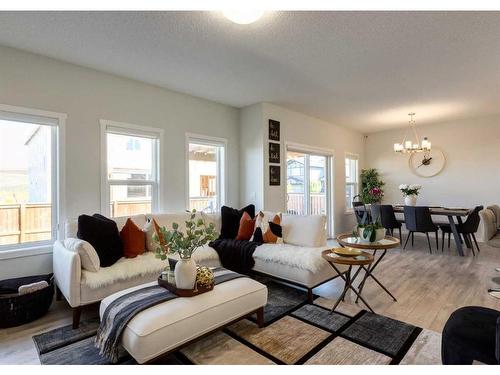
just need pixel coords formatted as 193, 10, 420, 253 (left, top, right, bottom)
269, 221, 283, 238
252, 227, 264, 243
77, 214, 123, 267
220, 204, 255, 239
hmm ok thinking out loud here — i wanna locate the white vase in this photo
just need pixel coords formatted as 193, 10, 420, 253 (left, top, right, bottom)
174, 258, 197, 290
358, 227, 386, 243
404, 195, 417, 206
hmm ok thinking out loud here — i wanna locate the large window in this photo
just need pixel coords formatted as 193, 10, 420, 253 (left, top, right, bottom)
286, 146, 333, 235
0, 105, 64, 249
101, 120, 162, 217
345, 154, 359, 210
187, 135, 226, 213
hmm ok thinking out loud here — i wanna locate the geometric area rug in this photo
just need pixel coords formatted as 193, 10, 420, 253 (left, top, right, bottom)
33, 280, 442, 365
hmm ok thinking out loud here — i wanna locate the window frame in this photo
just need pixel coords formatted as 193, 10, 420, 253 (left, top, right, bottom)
100, 119, 163, 217
345, 152, 360, 213
0, 103, 66, 253
185, 133, 227, 213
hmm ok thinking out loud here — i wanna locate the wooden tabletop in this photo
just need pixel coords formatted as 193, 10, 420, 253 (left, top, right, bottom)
322, 249, 374, 266
336, 233, 401, 250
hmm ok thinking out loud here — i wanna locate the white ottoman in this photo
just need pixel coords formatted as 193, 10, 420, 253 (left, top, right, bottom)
100, 277, 268, 364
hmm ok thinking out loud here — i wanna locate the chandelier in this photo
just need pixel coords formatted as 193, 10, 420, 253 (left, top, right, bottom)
393, 113, 431, 154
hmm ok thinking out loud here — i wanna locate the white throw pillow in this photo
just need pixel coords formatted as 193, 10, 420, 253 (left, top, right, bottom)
64, 238, 100, 272
281, 214, 327, 247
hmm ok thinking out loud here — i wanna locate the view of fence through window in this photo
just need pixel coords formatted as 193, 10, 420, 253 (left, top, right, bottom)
188, 141, 222, 213
106, 132, 155, 217
0, 119, 53, 246
286, 151, 328, 216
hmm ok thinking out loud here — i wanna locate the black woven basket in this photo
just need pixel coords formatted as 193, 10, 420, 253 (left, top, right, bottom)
0, 273, 54, 328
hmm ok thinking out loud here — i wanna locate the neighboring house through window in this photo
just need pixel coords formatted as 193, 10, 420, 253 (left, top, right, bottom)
0, 104, 65, 250
187, 134, 226, 214
101, 120, 162, 217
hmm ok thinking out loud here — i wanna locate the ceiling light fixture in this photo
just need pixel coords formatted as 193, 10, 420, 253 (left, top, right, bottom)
223, 9, 264, 25
394, 113, 431, 154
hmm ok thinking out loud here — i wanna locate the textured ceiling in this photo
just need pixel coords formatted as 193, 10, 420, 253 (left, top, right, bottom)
0, 11, 500, 132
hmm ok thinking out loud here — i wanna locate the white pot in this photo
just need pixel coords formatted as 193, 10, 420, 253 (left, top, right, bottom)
358, 227, 386, 243
404, 195, 417, 206
174, 258, 197, 290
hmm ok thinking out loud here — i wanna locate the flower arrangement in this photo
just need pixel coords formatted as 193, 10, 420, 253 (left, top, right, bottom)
360, 169, 385, 204
154, 210, 218, 261
399, 184, 422, 197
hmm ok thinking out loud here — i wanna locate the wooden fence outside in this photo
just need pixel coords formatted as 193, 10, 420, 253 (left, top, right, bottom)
0, 203, 52, 245
286, 193, 326, 216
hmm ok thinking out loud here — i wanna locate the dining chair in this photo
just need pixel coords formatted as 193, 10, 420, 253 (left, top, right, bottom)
440, 206, 483, 256
403, 206, 439, 254
371, 204, 403, 243
353, 201, 370, 225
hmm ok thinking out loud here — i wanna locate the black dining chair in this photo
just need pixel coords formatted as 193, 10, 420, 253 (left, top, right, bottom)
353, 201, 370, 225
371, 204, 403, 243
403, 206, 439, 254
439, 206, 483, 256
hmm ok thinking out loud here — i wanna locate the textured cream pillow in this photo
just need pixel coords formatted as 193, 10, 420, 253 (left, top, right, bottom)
64, 238, 100, 272
144, 219, 161, 252
281, 214, 327, 247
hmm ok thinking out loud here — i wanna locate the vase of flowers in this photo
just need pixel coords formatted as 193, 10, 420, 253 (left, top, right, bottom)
154, 210, 218, 289
360, 169, 385, 204
399, 184, 422, 206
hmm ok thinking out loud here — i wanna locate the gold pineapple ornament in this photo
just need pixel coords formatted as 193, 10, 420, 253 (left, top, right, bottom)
196, 266, 214, 289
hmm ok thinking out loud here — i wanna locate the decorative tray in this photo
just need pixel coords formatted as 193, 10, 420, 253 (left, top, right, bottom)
157, 277, 213, 297
332, 247, 362, 257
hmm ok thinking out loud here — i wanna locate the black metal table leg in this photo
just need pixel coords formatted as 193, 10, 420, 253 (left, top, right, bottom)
448, 215, 464, 256
355, 248, 397, 303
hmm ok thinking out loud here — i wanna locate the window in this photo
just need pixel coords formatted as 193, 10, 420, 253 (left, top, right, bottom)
101, 120, 162, 217
0, 104, 64, 249
345, 154, 359, 210
187, 135, 226, 213
286, 146, 333, 236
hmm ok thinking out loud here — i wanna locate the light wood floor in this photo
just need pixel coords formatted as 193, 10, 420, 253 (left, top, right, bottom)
1, 234, 500, 364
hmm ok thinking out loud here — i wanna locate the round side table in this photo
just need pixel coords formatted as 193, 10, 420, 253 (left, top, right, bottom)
321, 250, 375, 314
336, 233, 400, 304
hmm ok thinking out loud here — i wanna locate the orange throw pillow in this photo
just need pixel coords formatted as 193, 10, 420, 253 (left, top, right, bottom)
263, 214, 281, 243
236, 212, 256, 240
120, 218, 146, 258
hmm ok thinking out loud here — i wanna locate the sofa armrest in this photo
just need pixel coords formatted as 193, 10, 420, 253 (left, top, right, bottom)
53, 240, 81, 307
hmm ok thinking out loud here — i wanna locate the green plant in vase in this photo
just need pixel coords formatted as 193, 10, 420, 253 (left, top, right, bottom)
353, 219, 385, 243
154, 210, 218, 289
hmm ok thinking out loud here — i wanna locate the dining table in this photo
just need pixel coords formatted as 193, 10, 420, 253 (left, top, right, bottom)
360, 205, 473, 256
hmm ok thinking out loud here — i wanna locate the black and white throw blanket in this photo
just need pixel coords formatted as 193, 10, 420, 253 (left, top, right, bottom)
209, 239, 261, 274
95, 267, 245, 363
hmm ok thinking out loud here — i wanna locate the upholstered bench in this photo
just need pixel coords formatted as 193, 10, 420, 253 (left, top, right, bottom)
100, 277, 267, 364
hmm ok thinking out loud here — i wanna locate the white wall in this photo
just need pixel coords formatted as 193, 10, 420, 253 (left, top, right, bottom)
0, 46, 240, 278
239, 102, 365, 235
365, 114, 500, 208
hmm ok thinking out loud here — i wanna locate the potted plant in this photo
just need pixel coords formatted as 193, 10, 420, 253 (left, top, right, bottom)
354, 220, 385, 243
399, 184, 422, 206
154, 210, 218, 289
360, 169, 385, 204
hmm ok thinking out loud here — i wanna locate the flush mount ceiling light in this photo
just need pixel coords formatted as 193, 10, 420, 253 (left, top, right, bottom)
222, 9, 264, 24
394, 113, 431, 154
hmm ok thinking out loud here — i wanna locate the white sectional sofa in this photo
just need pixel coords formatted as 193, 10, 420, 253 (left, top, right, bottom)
53, 211, 345, 328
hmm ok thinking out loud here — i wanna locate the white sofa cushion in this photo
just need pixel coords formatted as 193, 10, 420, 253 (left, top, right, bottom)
480, 208, 497, 241
487, 205, 500, 228
63, 238, 100, 272
81, 252, 166, 290
201, 212, 222, 233
100, 278, 267, 364
147, 212, 203, 233
281, 214, 327, 247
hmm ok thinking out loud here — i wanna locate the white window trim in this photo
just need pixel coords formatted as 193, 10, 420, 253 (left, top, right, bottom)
0, 103, 66, 253
284, 142, 335, 238
100, 119, 164, 216
185, 133, 227, 213
345, 152, 360, 214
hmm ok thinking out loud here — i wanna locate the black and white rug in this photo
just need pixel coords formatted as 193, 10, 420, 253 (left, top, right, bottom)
33, 281, 442, 365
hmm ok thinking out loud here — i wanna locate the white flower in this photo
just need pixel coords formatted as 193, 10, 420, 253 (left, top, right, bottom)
409, 184, 421, 190
399, 184, 408, 190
